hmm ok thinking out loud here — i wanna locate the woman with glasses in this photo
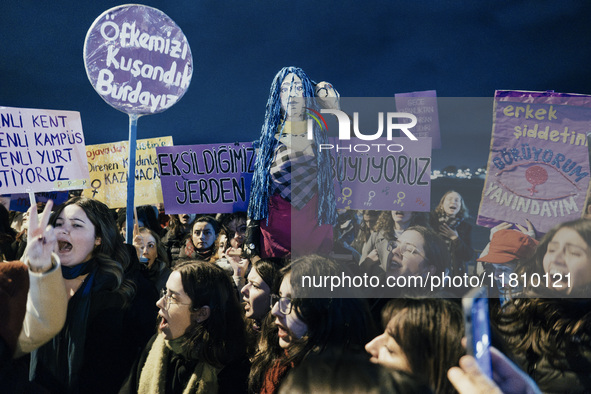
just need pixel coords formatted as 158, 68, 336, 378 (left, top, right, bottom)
363, 225, 451, 323
385, 226, 449, 280
248, 254, 375, 393
493, 219, 591, 393
120, 260, 248, 393
360, 211, 429, 274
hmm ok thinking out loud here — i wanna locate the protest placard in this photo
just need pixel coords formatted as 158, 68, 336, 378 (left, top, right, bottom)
84, 5, 193, 115
477, 90, 591, 233
83, 136, 172, 208
9, 191, 69, 212
157, 142, 255, 214
0, 107, 89, 194
395, 90, 441, 149
327, 137, 432, 211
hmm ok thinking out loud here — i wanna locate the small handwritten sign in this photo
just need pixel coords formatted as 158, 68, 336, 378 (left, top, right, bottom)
83, 136, 173, 208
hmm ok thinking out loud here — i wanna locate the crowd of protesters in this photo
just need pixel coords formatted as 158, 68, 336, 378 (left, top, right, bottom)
2, 188, 588, 393
1, 65, 589, 393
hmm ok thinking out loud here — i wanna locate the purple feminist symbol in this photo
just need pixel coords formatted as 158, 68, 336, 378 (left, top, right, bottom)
84, 5, 193, 115
525, 165, 548, 196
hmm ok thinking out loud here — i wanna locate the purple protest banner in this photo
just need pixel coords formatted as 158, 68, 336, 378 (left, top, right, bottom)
328, 137, 432, 211
157, 143, 255, 214
395, 90, 441, 149
84, 5, 192, 115
477, 90, 591, 234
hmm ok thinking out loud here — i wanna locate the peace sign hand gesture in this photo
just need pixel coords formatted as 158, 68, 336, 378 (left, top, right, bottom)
25, 200, 57, 273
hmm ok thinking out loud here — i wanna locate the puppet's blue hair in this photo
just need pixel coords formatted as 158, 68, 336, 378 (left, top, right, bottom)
248, 66, 336, 225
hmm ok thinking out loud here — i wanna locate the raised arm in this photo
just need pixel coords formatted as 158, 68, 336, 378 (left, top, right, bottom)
15, 200, 68, 357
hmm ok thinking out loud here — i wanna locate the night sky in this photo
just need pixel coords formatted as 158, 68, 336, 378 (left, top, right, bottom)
2, 0, 591, 172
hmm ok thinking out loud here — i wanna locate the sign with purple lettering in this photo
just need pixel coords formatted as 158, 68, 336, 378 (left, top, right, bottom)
328, 137, 431, 211
0, 107, 90, 194
157, 143, 256, 214
84, 4, 193, 114
477, 90, 591, 233
395, 90, 441, 149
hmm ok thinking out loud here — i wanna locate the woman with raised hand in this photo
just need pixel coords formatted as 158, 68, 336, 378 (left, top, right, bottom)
15, 200, 68, 357
29, 197, 153, 394
1, 200, 68, 393
132, 225, 171, 292
430, 190, 474, 276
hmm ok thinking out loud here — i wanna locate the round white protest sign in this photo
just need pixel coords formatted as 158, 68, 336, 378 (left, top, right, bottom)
84, 4, 193, 114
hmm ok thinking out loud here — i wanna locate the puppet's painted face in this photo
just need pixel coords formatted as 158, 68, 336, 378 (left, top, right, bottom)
280, 73, 305, 120
315, 81, 340, 110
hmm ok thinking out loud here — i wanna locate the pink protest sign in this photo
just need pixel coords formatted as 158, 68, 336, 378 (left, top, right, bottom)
328, 137, 432, 211
157, 143, 255, 214
0, 107, 90, 194
84, 4, 193, 114
477, 90, 591, 233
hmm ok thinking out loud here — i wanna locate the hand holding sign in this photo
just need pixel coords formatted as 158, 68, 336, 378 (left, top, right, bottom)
84, 4, 192, 242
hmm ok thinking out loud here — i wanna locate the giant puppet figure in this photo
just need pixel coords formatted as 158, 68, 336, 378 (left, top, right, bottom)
246, 67, 337, 259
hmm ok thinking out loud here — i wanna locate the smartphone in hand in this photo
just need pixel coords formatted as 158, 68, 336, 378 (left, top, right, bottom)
462, 287, 493, 378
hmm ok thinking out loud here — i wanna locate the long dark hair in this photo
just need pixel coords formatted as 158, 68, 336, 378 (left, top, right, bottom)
175, 261, 246, 368
278, 352, 433, 394
382, 298, 464, 394
166, 214, 194, 239
494, 219, 591, 371
281, 256, 375, 370
245, 258, 286, 358
351, 210, 380, 252
50, 197, 135, 304
515, 219, 591, 296
248, 255, 376, 392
